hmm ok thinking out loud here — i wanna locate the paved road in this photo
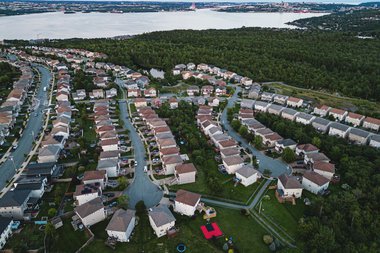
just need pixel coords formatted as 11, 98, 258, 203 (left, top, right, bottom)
0, 65, 51, 189
116, 83, 163, 209
220, 86, 291, 177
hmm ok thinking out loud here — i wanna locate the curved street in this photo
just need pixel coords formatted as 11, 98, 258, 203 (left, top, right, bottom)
0, 65, 51, 189
117, 87, 163, 209
221, 86, 291, 177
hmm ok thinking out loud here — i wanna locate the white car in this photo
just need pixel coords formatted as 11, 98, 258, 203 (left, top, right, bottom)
144, 166, 148, 173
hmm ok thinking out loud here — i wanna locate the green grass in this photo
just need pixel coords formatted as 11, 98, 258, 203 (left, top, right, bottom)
6, 224, 45, 251
38, 182, 70, 218
84, 207, 271, 253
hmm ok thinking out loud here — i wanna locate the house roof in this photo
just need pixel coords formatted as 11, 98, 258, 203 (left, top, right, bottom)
218, 139, 237, 148
175, 163, 197, 174
75, 197, 104, 219
364, 116, 380, 125
277, 139, 296, 147
175, 189, 201, 206
287, 97, 302, 103
349, 128, 371, 138
74, 183, 101, 197
265, 133, 283, 141
83, 170, 106, 181
303, 171, 330, 186
220, 147, 240, 157
160, 147, 180, 156
347, 112, 364, 120
157, 138, 176, 147
297, 144, 318, 152
0, 190, 31, 208
162, 155, 183, 165
330, 122, 350, 132
313, 162, 335, 174
148, 204, 176, 227
38, 145, 61, 157
0, 217, 13, 233
278, 174, 302, 189
99, 151, 120, 159
106, 209, 136, 232
329, 108, 346, 115
222, 156, 244, 166
312, 117, 331, 126
306, 152, 330, 162
296, 112, 314, 120
97, 158, 119, 169
236, 165, 259, 178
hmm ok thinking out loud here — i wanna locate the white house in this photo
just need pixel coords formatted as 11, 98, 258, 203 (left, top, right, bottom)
286, 97, 303, 108
83, 170, 108, 189
100, 138, 119, 152
295, 144, 319, 157
235, 165, 260, 187
313, 162, 335, 180
275, 139, 297, 153
222, 156, 244, 174
174, 190, 201, 216
0, 217, 13, 249
362, 117, 380, 132
295, 112, 315, 125
162, 155, 183, 175
75, 197, 106, 227
0, 190, 31, 220
313, 105, 331, 117
148, 204, 176, 238
369, 134, 380, 148
328, 122, 351, 138
97, 158, 120, 177
175, 163, 197, 185
74, 184, 102, 206
106, 209, 136, 242
302, 171, 330, 195
345, 112, 365, 127
277, 174, 302, 198
38, 145, 61, 163
328, 108, 348, 121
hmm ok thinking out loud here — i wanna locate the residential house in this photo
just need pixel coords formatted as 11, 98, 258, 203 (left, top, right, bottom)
72, 89, 86, 101
261, 92, 275, 102
311, 117, 331, 133
74, 197, 106, 227
362, 117, 380, 132
313, 162, 335, 180
0, 217, 13, 249
304, 152, 330, 167
302, 171, 329, 195
187, 86, 199, 96
162, 155, 183, 175
105, 88, 118, 98
128, 89, 140, 98
174, 190, 201, 216
97, 158, 120, 177
106, 209, 136, 242
159, 147, 180, 159
220, 147, 240, 158
328, 122, 351, 138
277, 174, 302, 199
201, 86, 214, 96
222, 156, 244, 174
295, 112, 315, 125
83, 170, 108, 189
286, 97, 303, 108
235, 165, 260, 187
144, 88, 157, 98
169, 97, 178, 109
241, 77, 253, 86
207, 97, 220, 107
157, 138, 177, 149
187, 63, 196, 70
38, 145, 61, 163
253, 101, 269, 112
348, 128, 371, 145
329, 108, 348, 121
273, 94, 288, 105
134, 98, 147, 108
148, 204, 176, 238
74, 184, 102, 206
248, 86, 261, 99
100, 138, 119, 152
295, 144, 319, 157
263, 133, 283, 147
175, 163, 197, 185
24, 163, 57, 182
313, 105, 331, 117
267, 104, 284, 116
345, 112, 365, 127
217, 139, 238, 150
275, 139, 297, 153
369, 134, 380, 148
14, 177, 47, 199
0, 190, 31, 220
241, 99, 255, 109
281, 108, 299, 121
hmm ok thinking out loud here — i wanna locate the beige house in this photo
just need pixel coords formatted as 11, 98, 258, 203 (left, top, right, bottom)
148, 204, 176, 238
175, 163, 197, 184
174, 190, 201, 217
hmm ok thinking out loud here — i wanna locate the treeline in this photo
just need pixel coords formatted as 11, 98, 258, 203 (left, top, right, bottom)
289, 9, 380, 37
0, 62, 20, 88
255, 112, 380, 253
39, 27, 380, 101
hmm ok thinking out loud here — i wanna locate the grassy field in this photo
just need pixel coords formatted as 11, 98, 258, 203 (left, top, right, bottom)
266, 82, 380, 116
83, 207, 271, 253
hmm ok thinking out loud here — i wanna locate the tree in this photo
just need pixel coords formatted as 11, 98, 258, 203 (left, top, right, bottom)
312, 136, 322, 148
117, 176, 128, 189
282, 148, 296, 163
48, 208, 57, 218
253, 136, 263, 149
263, 169, 272, 177
117, 195, 129, 209
231, 119, 241, 131
238, 125, 249, 139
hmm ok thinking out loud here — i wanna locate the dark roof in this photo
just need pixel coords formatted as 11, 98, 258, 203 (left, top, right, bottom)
175, 190, 201, 206
281, 108, 298, 116
74, 197, 104, 218
0, 190, 31, 208
0, 217, 12, 233
106, 209, 135, 232
312, 117, 331, 126
329, 122, 350, 132
268, 104, 283, 112
277, 139, 296, 147
296, 112, 314, 120
278, 174, 302, 189
349, 128, 371, 138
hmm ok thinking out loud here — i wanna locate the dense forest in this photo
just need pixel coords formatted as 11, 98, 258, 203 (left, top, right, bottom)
289, 9, 380, 37
255, 112, 380, 253
0, 61, 20, 88
40, 27, 380, 101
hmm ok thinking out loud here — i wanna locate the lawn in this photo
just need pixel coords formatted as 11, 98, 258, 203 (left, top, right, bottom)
255, 190, 307, 239
38, 182, 70, 218
83, 207, 271, 253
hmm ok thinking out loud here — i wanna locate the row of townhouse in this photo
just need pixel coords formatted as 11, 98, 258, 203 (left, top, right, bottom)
0, 61, 33, 145
313, 105, 380, 131
185, 85, 227, 97
258, 91, 305, 108
72, 87, 118, 101
240, 99, 380, 148
197, 106, 260, 187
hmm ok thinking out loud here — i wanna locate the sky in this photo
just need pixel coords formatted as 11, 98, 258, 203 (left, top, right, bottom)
25, 0, 380, 3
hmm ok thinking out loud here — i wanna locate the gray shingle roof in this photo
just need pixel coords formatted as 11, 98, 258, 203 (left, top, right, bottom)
106, 209, 135, 232
349, 128, 371, 138
75, 197, 104, 218
312, 117, 331, 126
329, 122, 350, 132
0, 190, 31, 208
149, 204, 176, 227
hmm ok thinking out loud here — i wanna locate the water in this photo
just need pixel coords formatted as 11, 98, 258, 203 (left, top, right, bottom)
0, 9, 327, 39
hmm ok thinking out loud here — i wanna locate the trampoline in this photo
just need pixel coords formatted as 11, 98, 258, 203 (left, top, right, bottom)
201, 222, 223, 239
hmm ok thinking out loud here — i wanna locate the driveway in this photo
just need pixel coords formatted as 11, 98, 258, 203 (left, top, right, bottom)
0, 65, 51, 189
220, 86, 291, 177
116, 81, 163, 209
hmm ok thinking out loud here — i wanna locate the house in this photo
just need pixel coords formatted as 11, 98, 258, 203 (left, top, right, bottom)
174, 190, 201, 217
253, 101, 269, 112
304, 152, 330, 166
162, 155, 183, 175
201, 86, 214, 96
267, 104, 284, 116
134, 98, 147, 108
148, 204, 176, 238
286, 97, 303, 108
90, 89, 104, 99
215, 86, 227, 96
295, 112, 315, 125
362, 117, 380, 132
211, 133, 230, 146
369, 134, 380, 148
51, 126, 70, 140
24, 163, 57, 182
248, 86, 261, 99
328, 108, 348, 121
38, 145, 61, 163
72, 89, 86, 101
273, 94, 288, 105
105, 88, 118, 98
275, 139, 297, 153
241, 77, 253, 86
83, 170, 108, 189
0, 190, 31, 220
97, 158, 120, 177
345, 112, 365, 127
313, 162, 335, 180
159, 147, 180, 158
222, 156, 244, 174
220, 147, 240, 158
169, 97, 178, 109
74, 197, 106, 227
187, 86, 199, 96
14, 177, 47, 199
328, 122, 351, 138
144, 88, 157, 98
136, 76, 150, 88
175, 163, 197, 185
51, 217, 63, 229
277, 174, 302, 199
302, 171, 329, 195
295, 144, 319, 157
100, 138, 119, 152
157, 138, 177, 149
255, 128, 274, 140
281, 108, 299, 121
41, 135, 65, 149
263, 133, 283, 147
106, 209, 136, 242
313, 105, 331, 117
241, 99, 255, 109
74, 183, 102, 206
261, 92, 275, 102
128, 89, 140, 98
207, 97, 220, 107
348, 128, 371, 145
0, 217, 13, 249
217, 139, 238, 150
53, 117, 70, 129
235, 165, 260, 187
311, 117, 331, 133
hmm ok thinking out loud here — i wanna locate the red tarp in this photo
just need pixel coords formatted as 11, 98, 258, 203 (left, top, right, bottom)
201, 222, 223, 239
